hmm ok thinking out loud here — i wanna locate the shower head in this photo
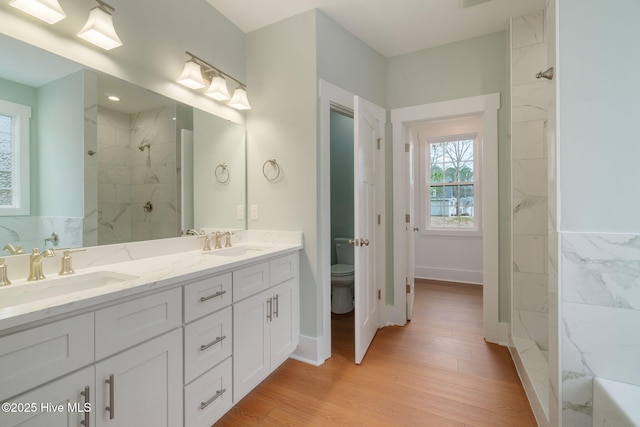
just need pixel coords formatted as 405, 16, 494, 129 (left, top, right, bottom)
138, 143, 151, 152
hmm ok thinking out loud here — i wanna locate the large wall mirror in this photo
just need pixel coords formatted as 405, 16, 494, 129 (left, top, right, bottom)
0, 34, 246, 255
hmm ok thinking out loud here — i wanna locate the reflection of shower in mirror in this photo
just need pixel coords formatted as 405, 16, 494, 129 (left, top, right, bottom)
138, 142, 151, 152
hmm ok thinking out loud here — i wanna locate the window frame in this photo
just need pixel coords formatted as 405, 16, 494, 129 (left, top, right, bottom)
418, 126, 483, 237
0, 99, 31, 216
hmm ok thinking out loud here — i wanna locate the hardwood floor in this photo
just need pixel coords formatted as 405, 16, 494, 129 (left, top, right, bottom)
217, 280, 537, 426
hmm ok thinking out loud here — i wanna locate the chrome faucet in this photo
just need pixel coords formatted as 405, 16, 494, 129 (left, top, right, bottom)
28, 248, 55, 281
3, 244, 25, 255
44, 232, 59, 247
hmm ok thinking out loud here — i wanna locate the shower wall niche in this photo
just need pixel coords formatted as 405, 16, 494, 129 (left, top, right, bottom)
97, 105, 178, 245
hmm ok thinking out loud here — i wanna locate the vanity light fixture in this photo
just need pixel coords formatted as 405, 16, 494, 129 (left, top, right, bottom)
9, 0, 66, 24
178, 51, 251, 110
77, 0, 122, 50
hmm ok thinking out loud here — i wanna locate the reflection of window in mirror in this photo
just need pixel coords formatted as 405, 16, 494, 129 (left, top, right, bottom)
0, 99, 31, 216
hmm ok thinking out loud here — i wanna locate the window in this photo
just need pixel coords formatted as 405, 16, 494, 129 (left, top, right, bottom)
427, 135, 477, 230
0, 99, 31, 215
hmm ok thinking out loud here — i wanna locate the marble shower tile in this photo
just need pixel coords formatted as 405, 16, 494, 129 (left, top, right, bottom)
563, 302, 640, 384
512, 120, 545, 160
512, 10, 545, 49
513, 309, 548, 351
562, 370, 593, 425
562, 233, 640, 309
512, 81, 548, 123
514, 235, 546, 274
513, 196, 547, 236
513, 158, 548, 198
512, 43, 548, 86
514, 272, 548, 312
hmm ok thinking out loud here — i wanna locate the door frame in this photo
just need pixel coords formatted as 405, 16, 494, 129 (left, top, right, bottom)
391, 93, 502, 343
318, 80, 386, 362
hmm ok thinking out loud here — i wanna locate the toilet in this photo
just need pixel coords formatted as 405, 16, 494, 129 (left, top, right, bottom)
331, 237, 355, 314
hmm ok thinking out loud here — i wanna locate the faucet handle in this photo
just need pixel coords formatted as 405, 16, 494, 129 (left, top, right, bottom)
214, 232, 224, 249
224, 231, 235, 248
44, 232, 59, 247
0, 258, 10, 286
198, 235, 212, 252
58, 249, 86, 276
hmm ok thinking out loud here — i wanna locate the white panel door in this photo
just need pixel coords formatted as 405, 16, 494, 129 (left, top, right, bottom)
353, 96, 385, 364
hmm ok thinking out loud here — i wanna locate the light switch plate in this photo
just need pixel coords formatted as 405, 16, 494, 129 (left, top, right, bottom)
250, 204, 258, 220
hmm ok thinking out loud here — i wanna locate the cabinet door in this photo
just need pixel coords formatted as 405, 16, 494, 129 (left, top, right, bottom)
0, 367, 93, 427
232, 290, 270, 402
95, 329, 182, 427
270, 278, 299, 369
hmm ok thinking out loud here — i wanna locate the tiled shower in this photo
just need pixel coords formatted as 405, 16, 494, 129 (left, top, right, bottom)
97, 105, 178, 245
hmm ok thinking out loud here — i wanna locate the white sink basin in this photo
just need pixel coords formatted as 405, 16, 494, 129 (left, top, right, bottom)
207, 246, 269, 257
0, 271, 138, 309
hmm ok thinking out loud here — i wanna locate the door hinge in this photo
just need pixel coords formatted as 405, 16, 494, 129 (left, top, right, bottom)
405, 214, 410, 223
377, 138, 382, 150
405, 143, 410, 153
406, 284, 411, 294
377, 214, 381, 225
377, 289, 381, 300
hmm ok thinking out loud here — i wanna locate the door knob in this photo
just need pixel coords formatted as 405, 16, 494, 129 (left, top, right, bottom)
348, 239, 360, 246
361, 239, 370, 246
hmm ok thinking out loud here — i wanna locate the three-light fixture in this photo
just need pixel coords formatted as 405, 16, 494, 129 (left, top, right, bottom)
9, 0, 122, 50
177, 51, 251, 110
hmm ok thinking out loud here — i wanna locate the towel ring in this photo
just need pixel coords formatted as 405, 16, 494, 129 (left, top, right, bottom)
262, 158, 281, 182
215, 163, 230, 184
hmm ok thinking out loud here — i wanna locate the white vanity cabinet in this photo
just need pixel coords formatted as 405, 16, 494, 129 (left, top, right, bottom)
233, 254, 299, 402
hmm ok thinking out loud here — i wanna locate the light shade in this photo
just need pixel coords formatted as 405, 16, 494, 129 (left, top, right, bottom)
77, 5, 122, 50
177, 60, 207, 89
228, 87, 251, 110
9, 0, 66, 24
205, 75, 231, 101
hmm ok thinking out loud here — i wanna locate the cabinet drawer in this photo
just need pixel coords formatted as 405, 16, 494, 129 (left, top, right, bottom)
184, 357, 232, 427
0, 313, 94, 402
184, 273, 232, 323
95, 288, 181, 360
184, 307, 232, 384
270, 253, 298, 286
232, 262, 269, 302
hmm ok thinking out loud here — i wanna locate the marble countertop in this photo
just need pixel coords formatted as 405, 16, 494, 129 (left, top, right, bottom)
0, 230, 302, 332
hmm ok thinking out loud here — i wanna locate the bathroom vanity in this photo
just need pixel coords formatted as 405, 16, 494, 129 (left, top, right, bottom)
0, 231, 301, 427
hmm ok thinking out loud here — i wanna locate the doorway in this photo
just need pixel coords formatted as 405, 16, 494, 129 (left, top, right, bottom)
391, 94, 503, 343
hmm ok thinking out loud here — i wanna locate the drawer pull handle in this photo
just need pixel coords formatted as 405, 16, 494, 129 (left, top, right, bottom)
200, 290, 226, 302
200, 388, 226, 410
81, 385, 90, 427
274, 294, 279, 318
105, 374, 115, 420
200, 335, 227, 351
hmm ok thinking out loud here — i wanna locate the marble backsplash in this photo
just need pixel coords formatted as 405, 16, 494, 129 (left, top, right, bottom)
561, 232, 640, 425
0, 216, 83, 254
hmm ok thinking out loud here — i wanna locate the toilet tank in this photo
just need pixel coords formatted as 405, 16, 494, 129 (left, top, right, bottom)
334, 237, 354, 265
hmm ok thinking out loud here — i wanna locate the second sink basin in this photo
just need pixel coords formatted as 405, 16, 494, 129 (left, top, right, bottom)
0, 271, 138, 309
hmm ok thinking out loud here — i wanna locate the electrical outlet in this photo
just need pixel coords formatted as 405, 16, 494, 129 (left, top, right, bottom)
236, 205, 245, 220
250, 204, 259, 220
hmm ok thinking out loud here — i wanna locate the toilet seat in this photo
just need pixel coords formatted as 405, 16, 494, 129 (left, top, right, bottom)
331, 263, 354, 277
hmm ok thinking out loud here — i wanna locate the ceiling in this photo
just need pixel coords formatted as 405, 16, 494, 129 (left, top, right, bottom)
206, 0, 545, 57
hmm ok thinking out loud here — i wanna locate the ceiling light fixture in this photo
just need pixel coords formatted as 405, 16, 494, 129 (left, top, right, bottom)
9, 0, 66, 24
77, 0, 122, 50
107, 95, 120, 102
177, 51, 251, 110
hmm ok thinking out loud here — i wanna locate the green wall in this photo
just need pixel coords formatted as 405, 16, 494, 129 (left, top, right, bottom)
387, 31, 512, 321
330, 110, 354, 263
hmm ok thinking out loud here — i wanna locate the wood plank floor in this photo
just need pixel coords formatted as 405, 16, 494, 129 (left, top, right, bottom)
216, 280, 537, 426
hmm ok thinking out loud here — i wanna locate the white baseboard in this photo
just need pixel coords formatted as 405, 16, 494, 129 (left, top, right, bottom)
415, 266, 483, 285
290, 335, 325, 366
